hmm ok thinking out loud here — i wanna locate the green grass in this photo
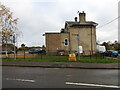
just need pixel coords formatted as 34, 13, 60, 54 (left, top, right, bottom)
78, 57, 120, 63
2, 55, 120, 63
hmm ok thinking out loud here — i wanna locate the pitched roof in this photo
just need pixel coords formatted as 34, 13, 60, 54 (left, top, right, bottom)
45, 32, 60, 34
65, 21, 98, 28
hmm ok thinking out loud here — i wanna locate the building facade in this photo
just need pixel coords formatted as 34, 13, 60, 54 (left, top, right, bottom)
45, 11, 98, 55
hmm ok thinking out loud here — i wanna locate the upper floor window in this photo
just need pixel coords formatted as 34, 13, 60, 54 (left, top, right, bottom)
64, 38, 69, 46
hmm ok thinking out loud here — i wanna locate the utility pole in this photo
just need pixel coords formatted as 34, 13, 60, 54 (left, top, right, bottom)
13, 34, 16, 60
72, 34, 80, 60
5, 36, 8, 58
0, 7, 2, 59
91, 25, 93, 56
77, 34, 80, 60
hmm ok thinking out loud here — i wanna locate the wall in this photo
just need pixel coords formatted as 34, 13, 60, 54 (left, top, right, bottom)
45, 33, 61, 55
69, 26, 97, 55
60, 33, 70, 54
45, 26, 97, 55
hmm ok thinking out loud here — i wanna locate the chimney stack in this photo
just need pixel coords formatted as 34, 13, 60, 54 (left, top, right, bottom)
79, 11, 86, 23
74, 17, 77, 22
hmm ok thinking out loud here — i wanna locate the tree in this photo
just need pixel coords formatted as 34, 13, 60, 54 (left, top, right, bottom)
21, 43, 25, 48
0, 4, 21, 58
96, 41, 100, 45
42, 45, 46, 49
118, 43, 120, 50
113, 41, 120, 50
0, 4, 20, 45
20, 43, 27, 50
101, 42, 110, 50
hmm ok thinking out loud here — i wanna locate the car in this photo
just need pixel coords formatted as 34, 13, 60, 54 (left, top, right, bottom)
0, 50, 7, 54
28, 48, 46, 54
9, 50, 17, 54
103, 50, 118, 57
97, 45, 106, 53
0, 50, 15, 54
0, 50, 13, 54
57, 50, 65, 56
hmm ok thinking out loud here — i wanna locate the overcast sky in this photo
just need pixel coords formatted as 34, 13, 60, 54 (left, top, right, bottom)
1, 0, 119, 47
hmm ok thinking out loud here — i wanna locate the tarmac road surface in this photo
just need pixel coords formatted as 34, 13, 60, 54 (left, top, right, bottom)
2, 66, 120, 88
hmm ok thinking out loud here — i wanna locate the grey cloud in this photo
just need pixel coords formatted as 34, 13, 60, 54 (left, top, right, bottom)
2, 0, 119, 47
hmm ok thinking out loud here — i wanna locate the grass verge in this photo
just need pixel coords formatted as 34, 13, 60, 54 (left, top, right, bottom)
2, 55, 120, 63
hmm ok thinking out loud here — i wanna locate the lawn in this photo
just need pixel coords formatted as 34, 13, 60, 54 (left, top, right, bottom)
2, 55, 120, 63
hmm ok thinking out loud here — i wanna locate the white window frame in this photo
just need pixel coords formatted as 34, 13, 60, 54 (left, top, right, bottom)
64, 38, 69, 46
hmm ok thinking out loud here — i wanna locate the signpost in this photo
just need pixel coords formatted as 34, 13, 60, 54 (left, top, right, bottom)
77, 34, 80, 60
72, 34, 81, 60
13, 34, 16, 60
10, 34, 16, 60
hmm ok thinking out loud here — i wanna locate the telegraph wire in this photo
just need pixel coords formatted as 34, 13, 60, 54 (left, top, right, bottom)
97, 16, 120, 29
96, 0, 119, 29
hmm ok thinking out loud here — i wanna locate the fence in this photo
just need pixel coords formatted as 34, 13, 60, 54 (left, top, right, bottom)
1, 50, 109, 61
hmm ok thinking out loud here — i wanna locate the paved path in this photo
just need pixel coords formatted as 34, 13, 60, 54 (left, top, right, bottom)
2, 61, 120, 69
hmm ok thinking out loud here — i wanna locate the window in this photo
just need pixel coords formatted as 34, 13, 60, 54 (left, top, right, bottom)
64, 38, 69, 46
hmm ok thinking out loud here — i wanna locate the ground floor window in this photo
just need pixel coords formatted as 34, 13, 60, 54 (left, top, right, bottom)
64, 38, 69, 46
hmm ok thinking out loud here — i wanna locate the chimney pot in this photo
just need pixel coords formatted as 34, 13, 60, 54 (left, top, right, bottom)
74, 17, 77, 22
79, 11, 86, 23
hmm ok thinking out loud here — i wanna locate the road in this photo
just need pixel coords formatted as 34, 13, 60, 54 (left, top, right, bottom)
2, 66, 119, 88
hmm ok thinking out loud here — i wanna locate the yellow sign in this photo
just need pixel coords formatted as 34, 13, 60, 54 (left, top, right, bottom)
68, 54, 76, 61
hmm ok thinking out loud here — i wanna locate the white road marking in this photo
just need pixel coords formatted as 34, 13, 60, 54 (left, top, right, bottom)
5, 78, 35, 83
66, 82, 120, 88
